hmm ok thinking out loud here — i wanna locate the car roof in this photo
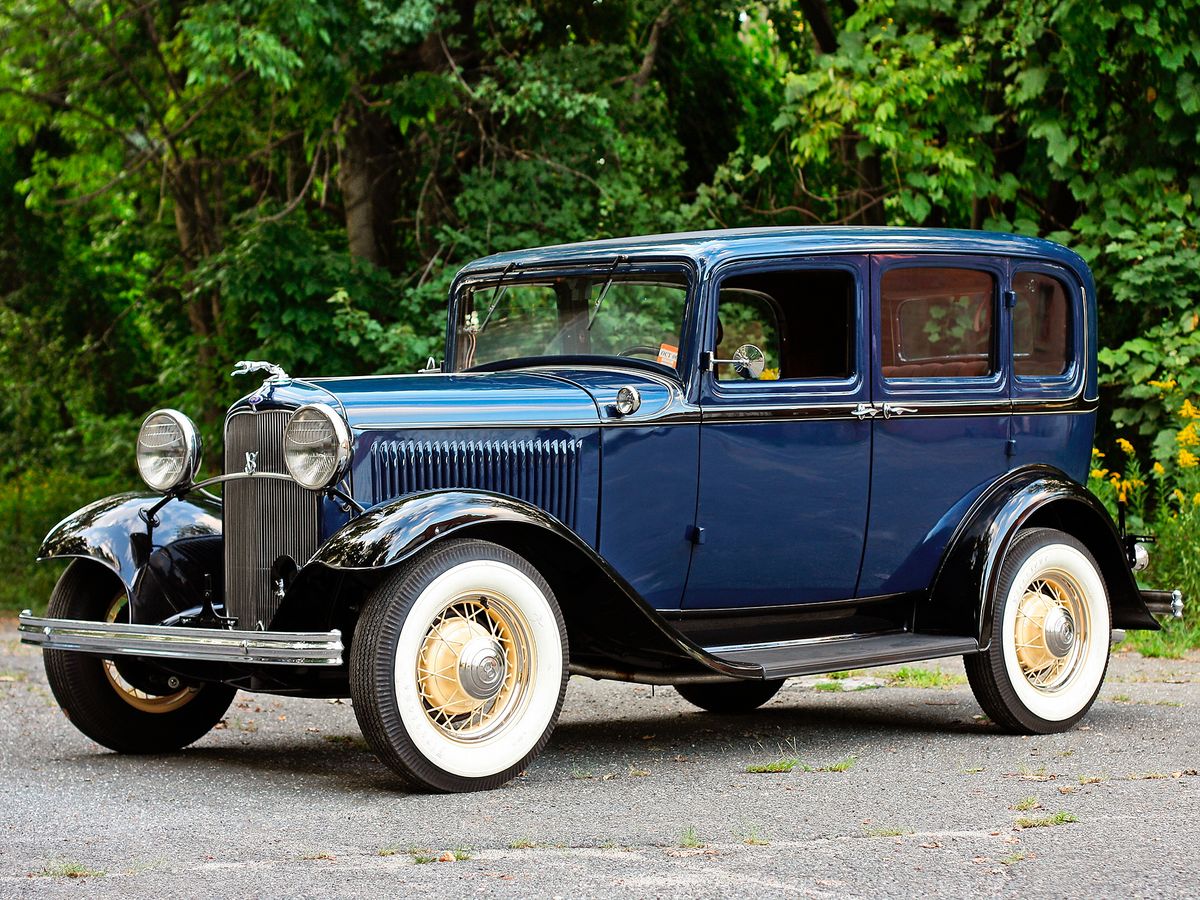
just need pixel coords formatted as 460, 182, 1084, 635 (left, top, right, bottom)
458, 226, 1089, 277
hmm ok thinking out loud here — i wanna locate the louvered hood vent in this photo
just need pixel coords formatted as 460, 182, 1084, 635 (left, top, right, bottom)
369, 438, 582, 529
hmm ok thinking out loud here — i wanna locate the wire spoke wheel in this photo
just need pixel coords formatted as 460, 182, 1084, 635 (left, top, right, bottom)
102, 595, 198, 714
350, 539, 568, 792
965, 527, 1110, 734
1012, 572, 1090, 694
414, 592, 534, 742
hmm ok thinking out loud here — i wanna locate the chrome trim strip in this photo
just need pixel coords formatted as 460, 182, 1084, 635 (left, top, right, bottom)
17, 611, 343, 667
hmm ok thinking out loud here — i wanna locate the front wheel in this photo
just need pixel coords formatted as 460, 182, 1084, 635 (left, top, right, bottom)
675, 679, 784, 713
350, 539, 568, 792
43, 561, 236, 753
965, 527, 1111, 733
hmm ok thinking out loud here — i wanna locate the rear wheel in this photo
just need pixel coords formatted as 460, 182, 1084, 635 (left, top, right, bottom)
350, 539, 568, 792
675, 679, 784, 713
965, 528, 1111, 733
43, 561, 236, 753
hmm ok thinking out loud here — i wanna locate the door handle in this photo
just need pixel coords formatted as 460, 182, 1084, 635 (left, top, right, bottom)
882, 404, 919, 418
850, 403, 880, 419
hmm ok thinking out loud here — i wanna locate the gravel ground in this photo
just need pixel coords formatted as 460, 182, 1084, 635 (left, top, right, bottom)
1, 620, 1197, 898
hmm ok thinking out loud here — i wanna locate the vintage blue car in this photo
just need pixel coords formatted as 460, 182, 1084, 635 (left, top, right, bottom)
21, 227, 1183, 792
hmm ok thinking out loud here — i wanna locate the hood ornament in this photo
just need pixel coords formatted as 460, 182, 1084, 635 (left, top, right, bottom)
231, 360, 291, 408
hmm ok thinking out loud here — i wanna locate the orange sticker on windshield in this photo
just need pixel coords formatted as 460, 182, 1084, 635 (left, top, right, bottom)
657, 343, 679, 368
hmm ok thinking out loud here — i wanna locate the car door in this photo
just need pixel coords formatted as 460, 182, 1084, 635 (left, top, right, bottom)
682, 256, 871, 609
858, 254, 1012, 597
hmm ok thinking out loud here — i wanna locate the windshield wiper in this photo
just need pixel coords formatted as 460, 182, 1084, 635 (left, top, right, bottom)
476, 262, 517, 334
587, 255, 629, 330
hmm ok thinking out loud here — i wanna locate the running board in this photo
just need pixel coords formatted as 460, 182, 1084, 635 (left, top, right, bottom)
706, 632, 980, 680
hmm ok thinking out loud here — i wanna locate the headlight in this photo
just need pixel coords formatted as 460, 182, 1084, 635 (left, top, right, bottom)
283, 403, 351, 490
136, 409, 202, 492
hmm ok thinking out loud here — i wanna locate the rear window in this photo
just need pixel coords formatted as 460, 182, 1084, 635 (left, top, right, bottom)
1013, 271, 1070, 377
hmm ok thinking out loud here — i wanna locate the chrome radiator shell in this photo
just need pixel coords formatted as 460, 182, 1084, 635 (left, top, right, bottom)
223, 410, 318, 628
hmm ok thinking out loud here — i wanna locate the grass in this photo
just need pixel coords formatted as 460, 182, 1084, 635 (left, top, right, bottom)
679, 827, 703, 848
1010, 796, 1041, 811
814, 681, 844, 692
746, 753, 856, 774
628, 765, 651, 777
739, 825, 769, 846
300, 852, 335, 861
1001, 851, 1028, 865
1108, 693, 1132, 703
1128, 617, 1200, 659
571, 768, 595, 780
886, 666, 967, 689
746, 757, 801, 774
37, 862, 105, 879
509, 838, 537, 849
864, 826, 912, 837
1015, 811, 1078, 829
1078, 775, 1104, 785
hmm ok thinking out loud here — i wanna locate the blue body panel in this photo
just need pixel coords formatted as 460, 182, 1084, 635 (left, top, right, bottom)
229, 228, 1098, 616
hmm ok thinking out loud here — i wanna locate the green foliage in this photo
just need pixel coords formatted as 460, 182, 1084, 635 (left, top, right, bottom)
0, 0, 1197, 625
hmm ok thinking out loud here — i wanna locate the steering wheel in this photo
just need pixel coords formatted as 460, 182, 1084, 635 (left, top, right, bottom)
617, 346, 661, 359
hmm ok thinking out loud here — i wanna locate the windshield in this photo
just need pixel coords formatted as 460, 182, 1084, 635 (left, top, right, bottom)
454, 272, 689, 372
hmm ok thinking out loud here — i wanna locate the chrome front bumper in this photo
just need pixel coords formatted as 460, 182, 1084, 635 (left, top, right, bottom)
17, 611, 343, 667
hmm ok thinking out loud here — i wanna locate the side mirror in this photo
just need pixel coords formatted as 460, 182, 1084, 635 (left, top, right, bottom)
710, 344, 766, 380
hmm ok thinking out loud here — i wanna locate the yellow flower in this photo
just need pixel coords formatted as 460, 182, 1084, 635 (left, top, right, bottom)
759, 368, 780, 381
1116, 437, 1135, 455
1194, 492, 1200, 507
1149, 378, 1178, 391
1181, 399, 1200, 419
1178, 422, 1200, 447
1179, 448, 1199, 468
1153, 461, 1166, 477
1090, 468, 1110, 480
1091, 447, 1104, 458
1175, 488, 1187, 503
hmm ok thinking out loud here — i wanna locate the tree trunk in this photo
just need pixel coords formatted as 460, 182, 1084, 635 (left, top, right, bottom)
170, 160, 223, 421
337, 113, 381, 266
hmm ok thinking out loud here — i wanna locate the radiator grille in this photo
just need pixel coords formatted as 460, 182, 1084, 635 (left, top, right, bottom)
223, 410, 318, 628
370, 438, 582, 529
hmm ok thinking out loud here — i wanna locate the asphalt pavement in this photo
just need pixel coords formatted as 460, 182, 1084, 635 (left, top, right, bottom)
1, 620, 1196, 898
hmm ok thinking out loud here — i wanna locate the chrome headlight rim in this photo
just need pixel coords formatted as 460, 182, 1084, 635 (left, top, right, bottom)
136, 408, 202, 493
283, 402, 352, 491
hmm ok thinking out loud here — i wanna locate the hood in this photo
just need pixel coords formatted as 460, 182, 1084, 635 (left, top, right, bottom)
234, 371, 602, 430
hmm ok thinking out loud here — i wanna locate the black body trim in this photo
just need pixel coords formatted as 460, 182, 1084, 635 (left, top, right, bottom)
924, 465, 1159, 646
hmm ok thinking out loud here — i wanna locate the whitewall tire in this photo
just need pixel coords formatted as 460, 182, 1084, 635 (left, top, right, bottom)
966, 527, 1111, 733
350, 538, 568, 792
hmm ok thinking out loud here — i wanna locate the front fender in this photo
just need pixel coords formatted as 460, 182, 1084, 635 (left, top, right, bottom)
923, 465, 1158, 647
306, 489, 759, 680
38, 492, 222, 600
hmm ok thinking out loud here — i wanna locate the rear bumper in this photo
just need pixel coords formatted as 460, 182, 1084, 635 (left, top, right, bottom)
17, 610, 343, 667
1140, 590, 1184, 620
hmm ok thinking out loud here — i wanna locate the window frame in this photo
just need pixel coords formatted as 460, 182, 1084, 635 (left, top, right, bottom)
699, 255, 868, 407
1009, 261, 1084, 402
871, 254, 1010, 404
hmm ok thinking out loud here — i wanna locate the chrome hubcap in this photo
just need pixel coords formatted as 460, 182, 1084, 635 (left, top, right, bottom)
457, 637, 507, 701
1043, 606, 1076, 658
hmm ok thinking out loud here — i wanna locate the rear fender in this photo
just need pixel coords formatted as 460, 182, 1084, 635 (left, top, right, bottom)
298, 490, 759, 680
923, 465, 1158, 647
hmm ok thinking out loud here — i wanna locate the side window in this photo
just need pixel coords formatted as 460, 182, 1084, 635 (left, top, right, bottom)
881, 267, 995, 379
716, 269, 855, 382
1013, 271, 1070, 377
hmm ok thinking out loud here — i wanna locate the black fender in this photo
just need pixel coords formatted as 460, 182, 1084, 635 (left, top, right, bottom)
299, 489, 760, 680
923, 465, 1158, 648
38, 492, 224, 622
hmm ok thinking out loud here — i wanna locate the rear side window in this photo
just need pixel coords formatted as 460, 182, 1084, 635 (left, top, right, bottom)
1013, 271, 1070, 377
881, 267, 995, 379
